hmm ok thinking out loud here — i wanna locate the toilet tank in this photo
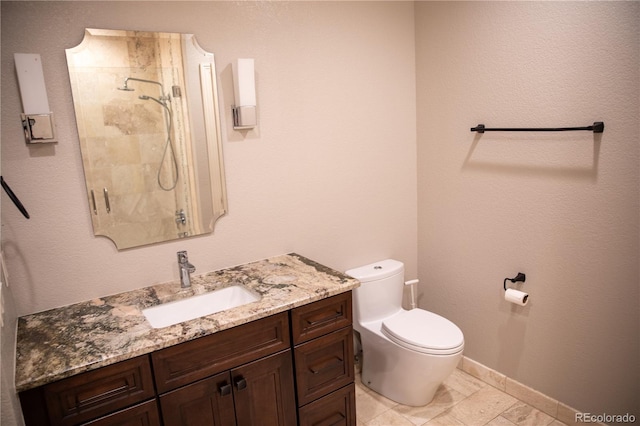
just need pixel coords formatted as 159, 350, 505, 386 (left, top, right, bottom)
346, 259, 404, 326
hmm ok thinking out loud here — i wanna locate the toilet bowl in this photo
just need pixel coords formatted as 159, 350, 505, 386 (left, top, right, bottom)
346, 259, 464, 406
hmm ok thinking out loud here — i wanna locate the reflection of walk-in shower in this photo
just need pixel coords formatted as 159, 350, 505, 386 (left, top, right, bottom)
118, 77, 178, 191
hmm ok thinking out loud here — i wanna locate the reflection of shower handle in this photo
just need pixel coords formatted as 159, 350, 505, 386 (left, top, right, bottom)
90, 190, 97, 215
176, 209, 186, 225
103, 188, 111, 213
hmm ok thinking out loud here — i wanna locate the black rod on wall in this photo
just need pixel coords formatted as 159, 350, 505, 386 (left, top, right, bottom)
1, 176, 30, 219
470, 122, 604, 134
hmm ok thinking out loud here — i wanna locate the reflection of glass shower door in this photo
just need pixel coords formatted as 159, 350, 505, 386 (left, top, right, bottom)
73, 65, 193, 248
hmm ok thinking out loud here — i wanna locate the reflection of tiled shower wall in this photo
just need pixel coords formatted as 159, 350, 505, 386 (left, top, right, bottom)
69, 31, 193, 247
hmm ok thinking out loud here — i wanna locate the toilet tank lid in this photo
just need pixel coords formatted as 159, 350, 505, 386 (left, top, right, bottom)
345, 259, 404, 282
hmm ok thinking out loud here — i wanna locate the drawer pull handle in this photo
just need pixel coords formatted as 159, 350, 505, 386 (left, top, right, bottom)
78, 383, 129, 407
235, 377, 247, 391
305, 309, 343, 326
219, 383, 232, 396
309, 356, 343, 375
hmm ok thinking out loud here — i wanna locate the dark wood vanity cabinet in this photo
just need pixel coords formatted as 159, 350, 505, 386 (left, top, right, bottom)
19, 292, 356, 426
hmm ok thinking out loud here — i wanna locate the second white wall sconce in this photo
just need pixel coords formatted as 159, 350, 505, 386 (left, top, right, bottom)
14, 53, 57, 144
232, 58, 256, 130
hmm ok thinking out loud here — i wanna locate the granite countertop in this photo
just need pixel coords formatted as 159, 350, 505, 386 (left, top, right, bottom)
15, 253, 359, 392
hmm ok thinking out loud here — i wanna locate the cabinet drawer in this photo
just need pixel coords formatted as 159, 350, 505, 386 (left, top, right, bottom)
291, 292, 352, 345
152, 312, 290, 393
43, 355, 155, 426
82, 399, 161, 426
298, 383, 356, 426
294, 327, 354, 406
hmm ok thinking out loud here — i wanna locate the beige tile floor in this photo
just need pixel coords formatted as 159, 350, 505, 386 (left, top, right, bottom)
355, 368, 568, 426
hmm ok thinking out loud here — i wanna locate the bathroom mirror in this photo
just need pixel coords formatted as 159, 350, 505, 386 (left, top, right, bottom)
66, 29, 227, 249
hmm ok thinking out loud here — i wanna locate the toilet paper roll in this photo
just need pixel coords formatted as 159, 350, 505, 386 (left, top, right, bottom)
505, 288, 529, 306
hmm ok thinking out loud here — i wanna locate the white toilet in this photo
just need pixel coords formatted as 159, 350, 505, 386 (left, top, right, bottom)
346, 259, 464, 406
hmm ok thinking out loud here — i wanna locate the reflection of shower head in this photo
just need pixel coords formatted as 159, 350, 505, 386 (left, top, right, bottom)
117, 79, 134, 91
119, 77, 168, 101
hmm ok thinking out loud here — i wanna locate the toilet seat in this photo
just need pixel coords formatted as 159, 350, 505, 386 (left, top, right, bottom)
381, 309, 464, 355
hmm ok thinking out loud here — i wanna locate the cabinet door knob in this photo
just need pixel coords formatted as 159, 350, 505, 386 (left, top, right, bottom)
235, 377, 247, 391
219, 383, 232, 396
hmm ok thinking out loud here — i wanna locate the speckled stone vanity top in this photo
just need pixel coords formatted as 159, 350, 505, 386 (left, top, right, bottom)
15, 253, 359, 392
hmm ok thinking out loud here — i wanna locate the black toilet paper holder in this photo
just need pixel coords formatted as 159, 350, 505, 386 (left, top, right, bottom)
504, 272, 526, 291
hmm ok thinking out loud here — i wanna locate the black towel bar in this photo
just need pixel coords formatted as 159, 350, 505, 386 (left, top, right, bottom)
1, 176, 30, 219
471, 122, 604, 134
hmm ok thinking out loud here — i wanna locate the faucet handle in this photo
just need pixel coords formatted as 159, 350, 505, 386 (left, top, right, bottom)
177, 250, 188, 263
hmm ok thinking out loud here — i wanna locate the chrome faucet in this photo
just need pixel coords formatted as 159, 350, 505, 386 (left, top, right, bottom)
177, 250, 196, 288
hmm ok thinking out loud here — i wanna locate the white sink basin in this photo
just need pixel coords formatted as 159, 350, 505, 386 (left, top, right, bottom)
142, 285, 261, 328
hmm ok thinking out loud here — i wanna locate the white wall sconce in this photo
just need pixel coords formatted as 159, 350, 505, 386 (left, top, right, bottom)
232, 58, 256, 130
14, 53, 57, 144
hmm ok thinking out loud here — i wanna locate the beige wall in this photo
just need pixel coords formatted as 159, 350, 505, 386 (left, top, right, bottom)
2, 0, 639, 423
1, 1, 418, 316
1, 4, 416, 423
416, 1, 639, 416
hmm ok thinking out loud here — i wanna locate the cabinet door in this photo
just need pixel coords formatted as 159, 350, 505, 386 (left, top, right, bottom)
160, 372, 236, 426
232, 350, 297, 426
